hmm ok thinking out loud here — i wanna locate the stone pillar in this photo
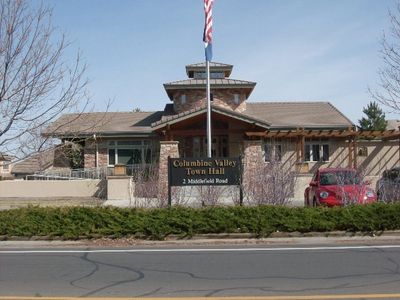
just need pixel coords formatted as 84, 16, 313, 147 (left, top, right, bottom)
158, 141, 179, 204
84, 140, 96, 169
242, 139, 264, 187
84, 140, 108, 169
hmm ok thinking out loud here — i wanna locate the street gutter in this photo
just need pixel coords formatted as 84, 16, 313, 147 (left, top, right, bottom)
1, 231, 400, 248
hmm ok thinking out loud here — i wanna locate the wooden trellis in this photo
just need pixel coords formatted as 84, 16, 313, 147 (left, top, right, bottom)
245, 128, 400, 168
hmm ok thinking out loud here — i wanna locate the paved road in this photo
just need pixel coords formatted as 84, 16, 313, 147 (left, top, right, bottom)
1, 242, 400, 299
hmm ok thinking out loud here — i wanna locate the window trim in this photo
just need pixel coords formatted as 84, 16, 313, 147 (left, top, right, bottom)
108, 140, 153, 166
263, 142, 282, 162
304, 143, 330, 162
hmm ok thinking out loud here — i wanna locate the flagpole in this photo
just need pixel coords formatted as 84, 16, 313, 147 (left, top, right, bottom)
203, 0, 213, 158
206, 59, 212, 158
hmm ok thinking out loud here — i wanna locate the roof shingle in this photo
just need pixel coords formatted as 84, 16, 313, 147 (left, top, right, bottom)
43, 111, 164, 137
244, 102, 354, 128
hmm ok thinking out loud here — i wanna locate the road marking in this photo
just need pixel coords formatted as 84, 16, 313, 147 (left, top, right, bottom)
1, 244, 400, 254
2, 294, 400, 299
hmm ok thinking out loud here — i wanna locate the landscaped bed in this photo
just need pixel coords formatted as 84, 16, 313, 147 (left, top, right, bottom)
0, 203, 399, 240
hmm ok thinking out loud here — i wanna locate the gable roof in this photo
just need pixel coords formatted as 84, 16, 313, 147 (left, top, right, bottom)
244, 102, 354, 129
151, 104, 271, 130
44, 102, 354, 138
43, 111, 164, 138
11, 148, 55, 175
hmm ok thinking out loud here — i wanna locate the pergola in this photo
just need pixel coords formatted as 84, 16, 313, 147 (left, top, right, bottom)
245, 127, 400, 168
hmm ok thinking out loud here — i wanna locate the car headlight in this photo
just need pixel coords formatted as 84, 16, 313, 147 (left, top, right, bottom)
365, 190, 375, 198
319, 191, 329, 199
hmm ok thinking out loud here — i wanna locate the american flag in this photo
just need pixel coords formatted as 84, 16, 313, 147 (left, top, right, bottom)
203, 0, 213, 61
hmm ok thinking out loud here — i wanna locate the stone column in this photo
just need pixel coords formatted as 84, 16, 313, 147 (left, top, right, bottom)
158, 141, 179, 204
84, 140, 108, 169
84, 140, 96, 169
242, 139, 264, 191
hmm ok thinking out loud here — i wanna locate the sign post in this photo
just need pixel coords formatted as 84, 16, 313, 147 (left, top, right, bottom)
167, 157, 242, 206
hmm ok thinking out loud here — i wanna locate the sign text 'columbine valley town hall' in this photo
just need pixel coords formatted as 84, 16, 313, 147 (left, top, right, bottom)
168, 157, 241, 186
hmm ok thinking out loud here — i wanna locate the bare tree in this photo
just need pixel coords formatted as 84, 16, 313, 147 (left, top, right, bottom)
131, 164, 159, 207
0, 0, 88, 159
370, 2, 400, 113
243, 158, 297, 206
195, 185, 227, 206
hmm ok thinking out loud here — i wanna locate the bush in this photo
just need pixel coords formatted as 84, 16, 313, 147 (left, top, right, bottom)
0, 203, 399, 240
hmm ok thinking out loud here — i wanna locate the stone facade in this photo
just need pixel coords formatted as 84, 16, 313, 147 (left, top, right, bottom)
172, 89, 246, 114
242, 139, 265, 182
157, 141, 180, 203
84, 140, 108, 169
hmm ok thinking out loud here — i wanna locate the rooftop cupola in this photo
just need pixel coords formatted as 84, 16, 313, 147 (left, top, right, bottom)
163, 62, 256, 114
185, 62, 233, 79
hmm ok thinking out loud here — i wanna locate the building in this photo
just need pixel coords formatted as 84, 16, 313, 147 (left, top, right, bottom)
0, 152, 13, 180
44, 62, 400, 202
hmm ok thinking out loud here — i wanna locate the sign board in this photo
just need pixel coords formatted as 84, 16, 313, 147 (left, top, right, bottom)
168, 157, 241, 187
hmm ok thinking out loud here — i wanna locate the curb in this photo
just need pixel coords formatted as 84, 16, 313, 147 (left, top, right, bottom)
1, 230, 400, 242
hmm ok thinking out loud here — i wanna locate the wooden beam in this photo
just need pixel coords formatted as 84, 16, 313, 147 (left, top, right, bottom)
173, 129, 245, 136
245, 128, 400, 140
348, 138, 353, 168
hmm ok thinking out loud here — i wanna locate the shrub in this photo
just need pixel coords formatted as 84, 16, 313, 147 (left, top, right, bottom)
0, 203, 399, 240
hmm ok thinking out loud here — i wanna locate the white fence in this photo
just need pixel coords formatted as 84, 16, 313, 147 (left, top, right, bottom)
26, 168, 109, 180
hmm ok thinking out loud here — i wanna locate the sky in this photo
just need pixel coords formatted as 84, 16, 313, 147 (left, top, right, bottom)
42, 0, 397, 124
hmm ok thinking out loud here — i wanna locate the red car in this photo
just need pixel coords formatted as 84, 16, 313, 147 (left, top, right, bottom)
304, 168, 377, 207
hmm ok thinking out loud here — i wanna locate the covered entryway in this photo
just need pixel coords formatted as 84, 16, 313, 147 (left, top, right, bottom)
152, 104, 270, 159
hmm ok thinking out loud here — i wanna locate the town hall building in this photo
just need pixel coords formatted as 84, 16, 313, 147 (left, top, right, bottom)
43, 62, 400, 201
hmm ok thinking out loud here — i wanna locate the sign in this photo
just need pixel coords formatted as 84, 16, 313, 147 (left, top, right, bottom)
168, 157, 241, 186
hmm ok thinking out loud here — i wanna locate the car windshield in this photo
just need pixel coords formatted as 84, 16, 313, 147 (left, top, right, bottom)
383, 169, 400, 181
319, 171, 361, 186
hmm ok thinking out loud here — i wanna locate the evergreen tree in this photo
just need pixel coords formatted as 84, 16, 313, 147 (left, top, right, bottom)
358, 101, 387, 131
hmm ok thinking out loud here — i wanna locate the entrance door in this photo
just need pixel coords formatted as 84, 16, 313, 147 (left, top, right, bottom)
205, 136, 228, 157
181, 136, 228, 158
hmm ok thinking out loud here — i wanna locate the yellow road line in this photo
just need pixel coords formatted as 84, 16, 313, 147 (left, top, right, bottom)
3, 294, 400, 300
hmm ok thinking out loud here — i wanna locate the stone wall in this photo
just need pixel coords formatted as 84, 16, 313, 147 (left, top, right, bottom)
172, 89, 247, 114
0, 179, 104, 198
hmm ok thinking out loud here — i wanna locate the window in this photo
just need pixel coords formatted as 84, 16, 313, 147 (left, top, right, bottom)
180, 94, 186, 104
193, 137, 201, 157
194, 71, 224, 79
211, 72, 224, 79
358, 146, 368, 157
108, 140, 153, 166
233, 94, 240, 105
108, 149, 116, 165
305, 144, 329, 162
117, 141, 141, 146
264, 143, 282, 162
